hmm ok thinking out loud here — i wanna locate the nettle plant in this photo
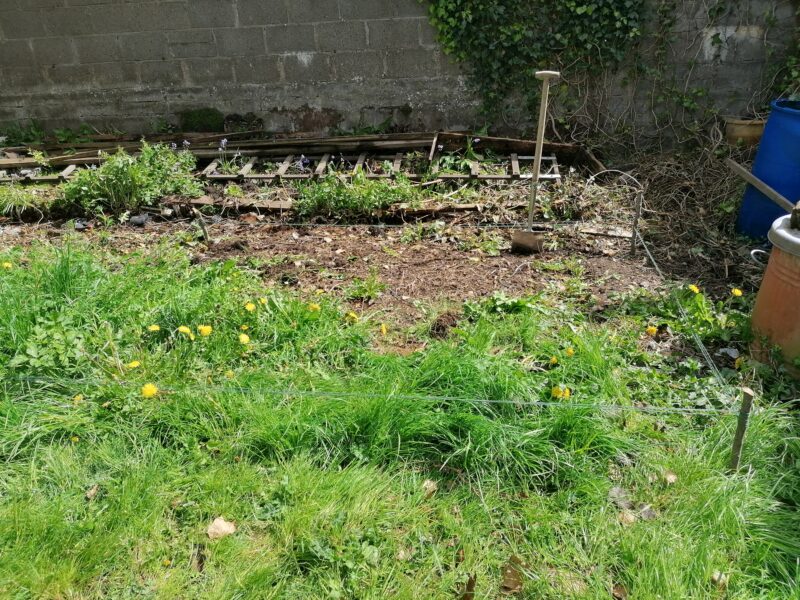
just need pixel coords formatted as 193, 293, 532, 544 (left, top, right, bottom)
422, 0, 644, 118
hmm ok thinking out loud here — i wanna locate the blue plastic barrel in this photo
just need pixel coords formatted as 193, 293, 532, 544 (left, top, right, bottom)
737, 99, 800, 239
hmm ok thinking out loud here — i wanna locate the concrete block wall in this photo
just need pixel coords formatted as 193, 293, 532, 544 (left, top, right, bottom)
0, 0, 795, 135
0, 0, 472, 133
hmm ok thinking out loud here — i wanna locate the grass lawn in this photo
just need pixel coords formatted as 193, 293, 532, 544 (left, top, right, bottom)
1, 238, 799, 599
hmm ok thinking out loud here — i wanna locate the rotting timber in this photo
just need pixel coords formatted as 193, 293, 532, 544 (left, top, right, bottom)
0, 131, 603, 188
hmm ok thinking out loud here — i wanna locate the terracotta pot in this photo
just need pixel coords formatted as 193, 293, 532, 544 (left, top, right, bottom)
751, 215, 800, 377
725, 116, 766, 147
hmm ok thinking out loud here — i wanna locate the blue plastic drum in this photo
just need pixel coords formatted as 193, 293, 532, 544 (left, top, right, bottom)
737, 99, 800, 239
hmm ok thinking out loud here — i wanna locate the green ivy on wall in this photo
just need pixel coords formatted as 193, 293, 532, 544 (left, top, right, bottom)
422, 0, 645, 118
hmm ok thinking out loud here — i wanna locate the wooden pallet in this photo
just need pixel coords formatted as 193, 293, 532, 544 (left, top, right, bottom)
0, 131, 595, 185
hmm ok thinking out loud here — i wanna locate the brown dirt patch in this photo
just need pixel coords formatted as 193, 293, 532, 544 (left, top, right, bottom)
0, 218, 663, 326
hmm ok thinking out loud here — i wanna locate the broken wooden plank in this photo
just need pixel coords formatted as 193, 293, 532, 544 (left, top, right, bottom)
59, 164, 77, 179
428, 132, 439, 162
391, 152, 403, 177
238, 157, 257, 177
314, 153, 330, 178
275, 155, 293, 181
202, 160, 219, 178
353, 152, 366, 175
510, 154, 520, 178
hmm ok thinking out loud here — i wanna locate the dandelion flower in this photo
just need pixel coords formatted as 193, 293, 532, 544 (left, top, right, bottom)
240, 324, 249, 331
163, 559, 172, 567
2, 261, 12, 270
380, 323, 388, 336
225, 370, 235, 379
345, 311, 359, 324
126, 360, 141, 370
688, 284, 700, 294
72, 394, 84, 405
308, 303, 321, 313
566, 347, 575, 357
70, 435, 80, 443
245, 302, 256, 312
315, 288, 325, 295
198, 325, 213, 337
551, 385, 571, 399
731, 288, 743, 297
549, 356, 558, 366
258, 297, 267, 305
101, 401, 111, 408
646, 325, 658, 337
147, 324, 161, 332
141, 383, 159, 398
177, 326, 195, 340
239, 333, 251, 345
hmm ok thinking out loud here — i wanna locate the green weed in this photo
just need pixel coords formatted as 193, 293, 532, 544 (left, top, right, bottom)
295, 172, 420, 221
60, 142, 201, 216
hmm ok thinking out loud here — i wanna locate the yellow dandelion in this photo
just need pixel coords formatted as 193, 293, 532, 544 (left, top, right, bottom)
147, 324, 161, 332
245, 302, 256, 312
551, 385, 571, 399
2, 261, 12, 270
259, 297, 268, 305
308, 303, 321, 313
162, 559, 172, 567
345, 311, 359, 324
198, 325, 213, 337
141, 383, 159, 398
549, 356, 558, 366
72, 394, 84, 406
126, 360, 141, 370
646, 325, 658, 337
177, 325, 195, 341
315, 288, 325, 295
70, 435, 80, 443
239, 333, 251, 345
101, 401, 111, 408
566, 347, 575, 357
225, 370, 235, 379
688, 284, 700, 294
240, 324, 249, 330
380, 322, 388, 337
731, 288, 743, 297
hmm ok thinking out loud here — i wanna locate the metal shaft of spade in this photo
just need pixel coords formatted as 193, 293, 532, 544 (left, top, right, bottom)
527, 70, 560, 230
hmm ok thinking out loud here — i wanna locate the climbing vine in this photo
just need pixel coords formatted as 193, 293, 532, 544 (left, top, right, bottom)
422, 0, 645, 118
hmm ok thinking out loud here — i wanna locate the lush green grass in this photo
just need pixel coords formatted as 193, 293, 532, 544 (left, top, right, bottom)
0, 240, 799, 598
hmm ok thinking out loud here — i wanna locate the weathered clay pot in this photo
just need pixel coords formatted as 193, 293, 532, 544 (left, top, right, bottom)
725, 116, 766, 147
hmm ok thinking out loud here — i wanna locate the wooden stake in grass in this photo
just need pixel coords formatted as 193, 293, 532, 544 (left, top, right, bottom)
729, 387, 755, 472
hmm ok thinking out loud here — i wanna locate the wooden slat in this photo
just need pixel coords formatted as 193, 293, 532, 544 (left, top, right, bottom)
469, 161, 480, 178
510, 153, 520, 178
428, 132, 439, 162
353, 152, 366, 175
314, 153, 330, 178
59, 164, 77, 179
276, 155, 293, 177
238, 157, 257, 177
202, 160, 219, 177
391, 152, 403, 176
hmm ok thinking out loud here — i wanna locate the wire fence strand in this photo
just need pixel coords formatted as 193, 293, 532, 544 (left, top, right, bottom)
9, 375, 738, 417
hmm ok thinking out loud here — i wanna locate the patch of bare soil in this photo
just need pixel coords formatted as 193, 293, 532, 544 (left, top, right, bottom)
0, 219, 662, 325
